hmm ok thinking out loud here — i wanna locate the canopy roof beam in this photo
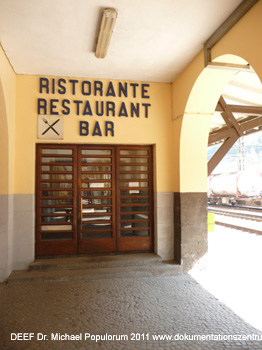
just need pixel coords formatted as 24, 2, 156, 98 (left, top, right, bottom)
208, 96, 262, 175
208, 134, 239, 176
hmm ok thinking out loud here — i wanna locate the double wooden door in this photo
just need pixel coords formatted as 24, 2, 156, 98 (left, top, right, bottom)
36, 144, 154, 256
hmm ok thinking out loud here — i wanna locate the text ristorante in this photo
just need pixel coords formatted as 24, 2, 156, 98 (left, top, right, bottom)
39, 78, 150, 98
37, 78, 151, 119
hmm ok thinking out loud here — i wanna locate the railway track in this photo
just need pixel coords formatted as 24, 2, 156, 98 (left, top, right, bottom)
208, 205, 262, 235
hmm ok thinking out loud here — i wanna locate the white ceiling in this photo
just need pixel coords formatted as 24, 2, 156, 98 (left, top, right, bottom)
0, 0, 243, 83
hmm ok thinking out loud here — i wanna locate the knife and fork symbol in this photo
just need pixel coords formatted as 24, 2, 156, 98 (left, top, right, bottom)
42, 118, 60, 135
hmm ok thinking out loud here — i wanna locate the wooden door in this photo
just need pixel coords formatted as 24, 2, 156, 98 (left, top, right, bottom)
36, 145, 78, 256
77, 145, 116, 253
116, 146, 154, 252
36, 144, 153, 256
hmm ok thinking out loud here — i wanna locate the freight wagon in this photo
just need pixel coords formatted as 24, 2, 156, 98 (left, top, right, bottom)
208, 171, 262, 206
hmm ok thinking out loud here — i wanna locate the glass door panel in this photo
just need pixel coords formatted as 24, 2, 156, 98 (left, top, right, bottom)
116, 146, 154, 252
77, 146, 116, 253
36, 145, 77, 256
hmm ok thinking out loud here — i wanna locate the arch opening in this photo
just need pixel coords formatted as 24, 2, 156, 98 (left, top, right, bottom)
176, 54, 259, 271
185, 55, 262, 330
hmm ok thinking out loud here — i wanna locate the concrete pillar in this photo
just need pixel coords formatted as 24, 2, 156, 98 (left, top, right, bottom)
174, 192, 208, 271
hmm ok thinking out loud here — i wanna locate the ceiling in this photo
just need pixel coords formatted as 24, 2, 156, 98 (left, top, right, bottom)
0, 0, 244, 83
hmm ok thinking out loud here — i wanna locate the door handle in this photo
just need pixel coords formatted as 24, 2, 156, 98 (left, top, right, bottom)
80, 198, 83, 222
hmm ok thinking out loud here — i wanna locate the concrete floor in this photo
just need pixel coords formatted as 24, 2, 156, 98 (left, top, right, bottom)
190, 224, 262, 331
2, 226, 262, 350
1, 271, 262, 349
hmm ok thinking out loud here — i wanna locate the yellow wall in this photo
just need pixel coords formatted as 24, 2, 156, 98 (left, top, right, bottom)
15, 75, 175, 194
0, 46, 16, 195
171, 52, 206, 192
172, 53, 237, 192
180, 64, 239, 192
212, 1, 262, 81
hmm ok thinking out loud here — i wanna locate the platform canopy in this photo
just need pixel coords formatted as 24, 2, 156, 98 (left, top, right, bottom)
208, 69, 262, 175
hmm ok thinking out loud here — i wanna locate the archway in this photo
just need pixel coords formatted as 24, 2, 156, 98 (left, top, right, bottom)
175, 54, 250, 270
187, 56, 262, 330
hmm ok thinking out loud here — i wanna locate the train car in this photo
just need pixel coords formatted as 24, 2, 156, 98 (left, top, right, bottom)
208, 170, 262, 206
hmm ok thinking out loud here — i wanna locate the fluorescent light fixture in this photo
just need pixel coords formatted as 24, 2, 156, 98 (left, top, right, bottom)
95, 8, 117, 59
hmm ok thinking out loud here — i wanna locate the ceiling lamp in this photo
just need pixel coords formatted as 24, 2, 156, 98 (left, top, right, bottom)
95, 8, 118, 59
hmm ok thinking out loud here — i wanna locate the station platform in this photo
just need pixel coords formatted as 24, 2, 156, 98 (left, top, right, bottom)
1, 251, 262, 349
